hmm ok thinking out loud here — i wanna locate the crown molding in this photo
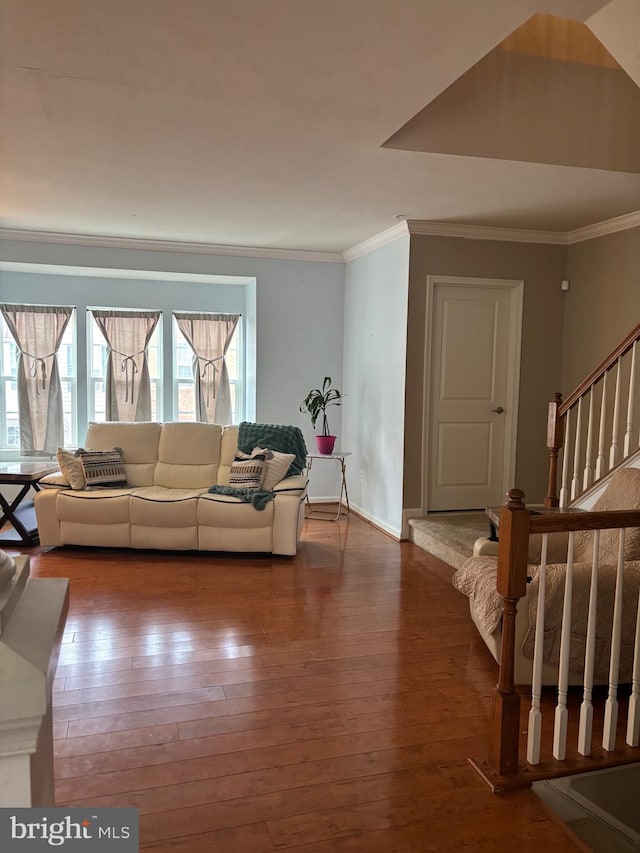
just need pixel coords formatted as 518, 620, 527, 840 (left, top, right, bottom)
405, 220, 569, 244
2, 207, 638, 269
341, 221, 409, 262
0, 228, 344, 264
566, 209, 640, 244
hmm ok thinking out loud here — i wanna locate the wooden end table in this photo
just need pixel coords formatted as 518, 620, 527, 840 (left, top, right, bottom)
485, 503, 582, 540
0, 461, 59, 546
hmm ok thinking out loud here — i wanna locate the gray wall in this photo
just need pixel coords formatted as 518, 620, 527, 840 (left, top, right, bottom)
563, 226, 640, 393
405, 235, 567, 508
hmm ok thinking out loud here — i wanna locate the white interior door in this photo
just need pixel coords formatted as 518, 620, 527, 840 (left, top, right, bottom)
427, 277, 522, 511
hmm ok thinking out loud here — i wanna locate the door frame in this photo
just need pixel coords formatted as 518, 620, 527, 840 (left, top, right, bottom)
421, 275, 524, 514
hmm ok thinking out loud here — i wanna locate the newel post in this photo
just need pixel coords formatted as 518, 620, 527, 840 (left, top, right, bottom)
490, 488, 530, 777
544, 392, 564, 508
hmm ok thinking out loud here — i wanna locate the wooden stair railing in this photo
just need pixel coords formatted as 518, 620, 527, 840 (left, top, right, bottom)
546, 322, 640, 508
471, 489, 640, 792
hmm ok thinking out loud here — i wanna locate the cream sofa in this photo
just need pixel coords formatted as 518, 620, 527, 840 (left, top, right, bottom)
34, 421, 308, 556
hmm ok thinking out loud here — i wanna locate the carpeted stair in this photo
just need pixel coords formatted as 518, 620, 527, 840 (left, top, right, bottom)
408, 512, 489, 569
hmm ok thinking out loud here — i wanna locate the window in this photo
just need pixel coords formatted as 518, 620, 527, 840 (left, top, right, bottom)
0, 312, 76, 452
173, 315, 242, 423
226, 325, 241, 422
175, 325, 197, 421
0, 317, 18, 449
59, 321, 77, 447
88, 310, 162, 422
1, 297, 247, 455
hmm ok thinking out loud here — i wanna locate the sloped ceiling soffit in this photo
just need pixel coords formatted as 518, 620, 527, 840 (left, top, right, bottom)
383, 13, 640, 174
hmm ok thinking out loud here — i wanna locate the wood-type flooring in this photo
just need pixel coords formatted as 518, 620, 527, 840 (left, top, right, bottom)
15, 511, 584, 851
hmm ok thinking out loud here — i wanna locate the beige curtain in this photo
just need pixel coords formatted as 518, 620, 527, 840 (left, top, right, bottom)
92, 309, 160, 422
0, 303, 73, 454
174, 313, 240, 424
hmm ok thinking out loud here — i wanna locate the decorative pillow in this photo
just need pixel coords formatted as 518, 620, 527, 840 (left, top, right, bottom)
229, 451, 267, 491
56, 447, 86, 490
78, 447, 128, 489
253, 446, 296, 490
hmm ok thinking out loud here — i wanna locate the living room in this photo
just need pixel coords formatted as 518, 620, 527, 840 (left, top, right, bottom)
1, 1, 640, 849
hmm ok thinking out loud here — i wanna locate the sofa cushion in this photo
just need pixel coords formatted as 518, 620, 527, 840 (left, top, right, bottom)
154, 422, 222, 489
55, 489, 133, 524
198, 492, 274, 528
130, 488, 204, 527
85, 421, 161, 486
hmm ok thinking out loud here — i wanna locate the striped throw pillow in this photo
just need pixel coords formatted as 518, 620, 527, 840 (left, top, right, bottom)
229, 452, 267, 490
78, 447, 128, 489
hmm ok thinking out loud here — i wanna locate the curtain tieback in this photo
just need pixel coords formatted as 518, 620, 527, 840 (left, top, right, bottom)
22, 351, 55, 396
198, 356, 224, 406
120, 356, 139, 403
111, 349, 145, 404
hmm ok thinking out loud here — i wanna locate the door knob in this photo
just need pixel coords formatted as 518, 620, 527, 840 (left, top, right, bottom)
492, 406, 505, 414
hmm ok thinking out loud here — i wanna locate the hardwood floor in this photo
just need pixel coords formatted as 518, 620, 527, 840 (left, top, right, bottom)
15, 513, 583, 851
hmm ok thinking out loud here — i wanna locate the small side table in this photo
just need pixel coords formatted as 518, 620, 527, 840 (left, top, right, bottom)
485, 503, 582, 541
305, 452, 351, 521
0, 462, 59, 546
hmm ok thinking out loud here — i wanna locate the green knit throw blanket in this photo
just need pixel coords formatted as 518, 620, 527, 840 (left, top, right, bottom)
207, 422, 307, 510
237, 421, 307, 476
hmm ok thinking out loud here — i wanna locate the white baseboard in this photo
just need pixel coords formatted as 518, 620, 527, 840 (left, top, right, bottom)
305, 498, 404, 540
349, 503, 401, 540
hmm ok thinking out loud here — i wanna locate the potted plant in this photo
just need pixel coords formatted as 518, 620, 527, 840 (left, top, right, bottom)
300, 376, 342, 455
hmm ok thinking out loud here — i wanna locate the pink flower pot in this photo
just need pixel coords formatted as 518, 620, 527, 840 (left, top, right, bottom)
315, 435, 336, 455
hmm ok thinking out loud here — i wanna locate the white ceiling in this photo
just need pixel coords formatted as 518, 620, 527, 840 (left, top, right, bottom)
1, 0, 639, 254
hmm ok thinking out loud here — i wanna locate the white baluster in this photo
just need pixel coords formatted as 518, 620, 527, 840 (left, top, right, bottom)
571, 398, 583, 501
609, 359, 622, 470
627, 588, 640, 747
578, 531, 600, 756
603, 528, 625, 751
624, 340, 637, 457
560, 409, 571, 510
527, 534, 549, 765
553, 532, 575, 760
583, 389, 595, 491
596, 373, 608, 481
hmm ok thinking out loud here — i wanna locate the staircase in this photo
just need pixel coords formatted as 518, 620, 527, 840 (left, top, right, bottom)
546, 321, 640, 509
472, 322, 640, 792
407, 512, 488, 569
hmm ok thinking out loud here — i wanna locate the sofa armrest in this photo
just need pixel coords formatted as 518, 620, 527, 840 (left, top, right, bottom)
473, 537, 499, 557
472, 532, 570, 562
272, 474, 308, 495
272, 475, 308, 556
38, 470, 71, 490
